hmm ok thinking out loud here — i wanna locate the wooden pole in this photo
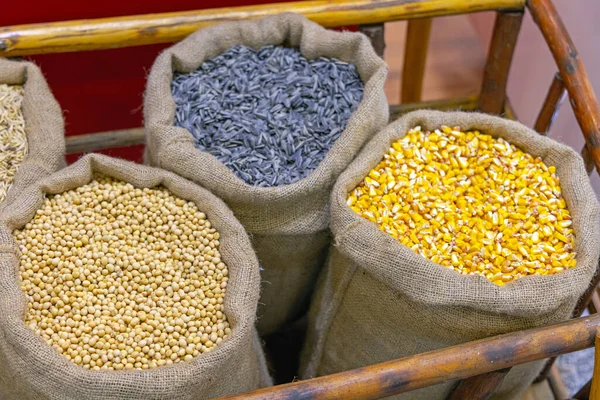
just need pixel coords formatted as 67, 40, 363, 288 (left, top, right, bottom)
358, 24, 386, 58
401, 18, 432, 103
446, 369, 510, 400
216, 314, 600, 400
591, 327, 600, 400
478, 11, 524, 114
528, 0, 600, 174
0, 0, 526, 57
534, 73, 566, 135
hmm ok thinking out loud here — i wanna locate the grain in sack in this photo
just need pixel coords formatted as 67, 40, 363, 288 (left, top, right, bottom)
144, 13, 388, 335
301, 110, 600, 400
0, 58, 64, 210
0, 154, 271, 399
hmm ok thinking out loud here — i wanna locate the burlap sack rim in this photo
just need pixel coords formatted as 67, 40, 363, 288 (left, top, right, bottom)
146, 12, 388, 202
0, 58, 65, 208
331, 109, 600, 315
0, 154, 261, 383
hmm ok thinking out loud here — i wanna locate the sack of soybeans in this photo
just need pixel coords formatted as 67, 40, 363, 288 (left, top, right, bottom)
301, 110, 600, 400
0, 154, 271, 399
0, 58, 64, 210
144, 13, 388, 336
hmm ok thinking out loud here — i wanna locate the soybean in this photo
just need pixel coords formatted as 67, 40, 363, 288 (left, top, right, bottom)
16, 176, 230, 370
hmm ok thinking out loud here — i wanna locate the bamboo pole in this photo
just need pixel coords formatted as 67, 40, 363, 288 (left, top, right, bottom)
529, 0, 600, 174
591, 327, 600, 400
401, 18, 432, 103
0, 0, 525, 56
216, 314, 600, 400
478, 11, 524, 114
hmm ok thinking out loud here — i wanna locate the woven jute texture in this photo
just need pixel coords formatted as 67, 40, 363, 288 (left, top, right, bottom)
0, 58, 65, 210
0, 154, 271, 399
300, 110, 600, 400
144, 13, 389, 335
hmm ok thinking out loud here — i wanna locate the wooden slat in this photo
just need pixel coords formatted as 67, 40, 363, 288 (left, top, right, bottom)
573, 261, 600, 319
0, 0, 526, 57
216, 314, 600, 400
446, 368, 510, 400
504, 97, 518, 120
389, 96, 479, 121
401, 18, 432, 103
534, 73, 566, 135
573, 379, 591, 400
582, 146, 595, 175
358, 23, 385, 58
66, 128, 145, 154
589, 293, 598, 314
478, 11, 524, 114
65, 98, 485, 154
529, 0, 600, 174
538, 259, 600, 382
547, 365, 570, 400
592, 289, 600, 314
591, 327, 600, 399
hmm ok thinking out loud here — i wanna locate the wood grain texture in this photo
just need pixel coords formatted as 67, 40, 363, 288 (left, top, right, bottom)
358, 23, 385, 58
401, 18, 432, 103
478, 11, 524, 114
534, 73, 566, 135
0, 0, 526, 56
216, 314, 600, 400
447, 368, 510, 400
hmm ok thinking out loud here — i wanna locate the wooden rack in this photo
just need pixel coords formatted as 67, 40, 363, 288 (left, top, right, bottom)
2, 0, 599, 398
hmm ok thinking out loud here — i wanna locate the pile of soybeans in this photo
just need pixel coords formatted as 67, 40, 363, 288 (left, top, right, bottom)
347, 126, 577, 286
16, 176, 230, 370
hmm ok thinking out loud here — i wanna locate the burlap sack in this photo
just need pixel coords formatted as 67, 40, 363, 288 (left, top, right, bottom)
0, 58, 65, 209
144, 13, 389, 336
0, 154, 271, 399
301, 110, 600, 400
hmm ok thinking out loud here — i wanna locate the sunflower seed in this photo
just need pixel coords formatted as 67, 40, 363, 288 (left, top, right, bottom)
171, 45, 363, 187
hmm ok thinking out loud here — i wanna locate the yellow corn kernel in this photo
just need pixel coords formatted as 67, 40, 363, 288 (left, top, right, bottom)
347, 126, 576, 286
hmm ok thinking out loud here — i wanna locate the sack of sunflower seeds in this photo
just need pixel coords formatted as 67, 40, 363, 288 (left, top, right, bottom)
144, 13, 388, 335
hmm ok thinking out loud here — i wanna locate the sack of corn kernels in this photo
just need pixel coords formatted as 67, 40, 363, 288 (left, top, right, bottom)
0, 154, 271, 399
0, 58, 64, 210
144, 13, 388, 336
300, 110, 600, 400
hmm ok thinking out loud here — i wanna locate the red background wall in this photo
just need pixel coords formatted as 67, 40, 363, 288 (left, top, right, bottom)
2, 1, 278, 163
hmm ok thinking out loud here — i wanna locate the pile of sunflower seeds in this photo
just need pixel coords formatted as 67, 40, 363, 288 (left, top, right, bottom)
172, 45, 364, 187
0, 84, 28, 203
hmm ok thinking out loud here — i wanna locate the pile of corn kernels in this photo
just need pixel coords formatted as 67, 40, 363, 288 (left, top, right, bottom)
0, 84, 28, 203
348, 126, 576, 286
17, 176, 230, 370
